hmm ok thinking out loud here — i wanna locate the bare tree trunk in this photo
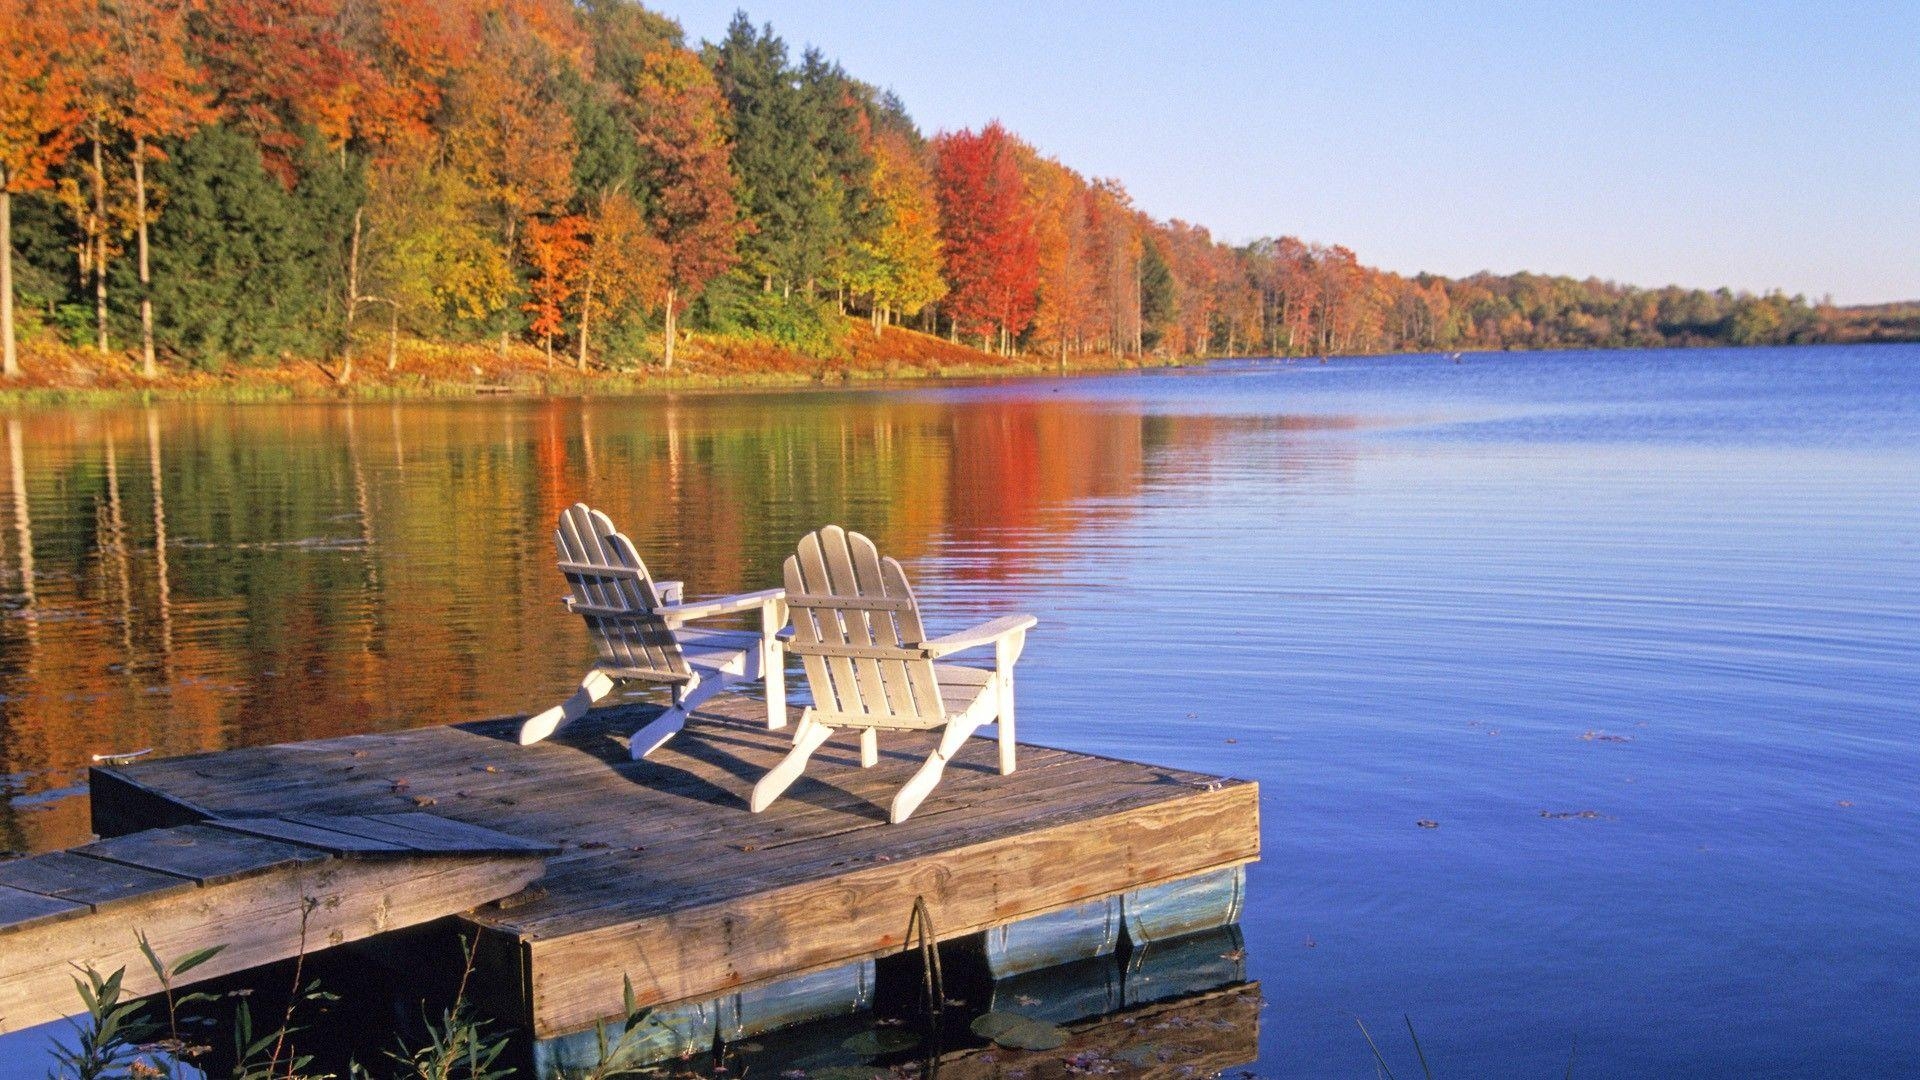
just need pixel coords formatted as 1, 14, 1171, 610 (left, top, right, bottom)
1133, 256, 1143, 357
133, 139, 156, 377
1, 187, 15, 378
344, 205, 363, 340
661, 286, 678, 370
576, 265, 594, 373
386, 304, 399, 372
91, 125, 109, 354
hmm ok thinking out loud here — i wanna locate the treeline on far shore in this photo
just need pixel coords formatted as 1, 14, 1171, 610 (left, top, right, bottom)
2, 0, 1912, 391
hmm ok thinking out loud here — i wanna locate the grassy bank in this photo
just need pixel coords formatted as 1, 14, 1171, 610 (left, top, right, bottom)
0, 321, 1191, 407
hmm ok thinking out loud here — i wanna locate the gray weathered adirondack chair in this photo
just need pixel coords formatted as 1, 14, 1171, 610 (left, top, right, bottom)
750, 525, 1037, 823
518, 504, 786, 758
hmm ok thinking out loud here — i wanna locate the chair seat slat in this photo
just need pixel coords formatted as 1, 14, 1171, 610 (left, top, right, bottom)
784, 640, 929, 662
557, 560, 649, 579
786, 594, 916, 612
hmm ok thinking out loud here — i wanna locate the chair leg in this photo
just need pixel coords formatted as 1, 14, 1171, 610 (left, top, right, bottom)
860, 728, 879, 768
751, 712, 834, 812
762, 604, 788, 730
996, 671, 1017, 776
890, 717, 983, 824
994, 637, 1022, 776
519, 669, 615, 745
630, 672, 721, 761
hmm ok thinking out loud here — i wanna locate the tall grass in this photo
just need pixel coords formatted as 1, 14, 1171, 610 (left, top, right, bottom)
48, 935, 673, 1080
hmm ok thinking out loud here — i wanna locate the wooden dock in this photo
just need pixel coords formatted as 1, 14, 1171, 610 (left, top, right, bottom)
0, 814, 552, 1032
90, 698, 1260, 1040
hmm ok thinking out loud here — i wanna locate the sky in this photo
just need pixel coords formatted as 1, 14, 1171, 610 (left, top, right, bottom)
653, 0, 1919, 305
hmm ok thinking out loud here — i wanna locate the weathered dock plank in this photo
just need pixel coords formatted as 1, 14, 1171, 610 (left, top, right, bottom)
0, 816, 553, 1034
94, 698, 1260, 1039
77, 825, 328, 887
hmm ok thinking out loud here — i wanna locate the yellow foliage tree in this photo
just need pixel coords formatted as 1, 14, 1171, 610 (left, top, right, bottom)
848, 129, 945, 336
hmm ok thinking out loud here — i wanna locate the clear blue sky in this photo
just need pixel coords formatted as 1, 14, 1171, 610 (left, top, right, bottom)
654, 1, 1919, 305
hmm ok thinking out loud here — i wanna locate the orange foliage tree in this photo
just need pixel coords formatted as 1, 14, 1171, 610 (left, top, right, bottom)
523, 214, 586, 362
630, 46, 738, 369
443, 8, 578, 351
572, 189, 664, 370
1017, 147, 1100, 364
0, 0, 87, 376
98, 0, 219, 376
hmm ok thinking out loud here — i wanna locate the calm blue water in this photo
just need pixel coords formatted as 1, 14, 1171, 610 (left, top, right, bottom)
3, 343, 1917, 1076
993, 346, 1920, 1077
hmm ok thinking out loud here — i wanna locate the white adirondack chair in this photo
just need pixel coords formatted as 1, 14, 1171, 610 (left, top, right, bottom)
518, 504, 787, 758
750, 525, 1037, 824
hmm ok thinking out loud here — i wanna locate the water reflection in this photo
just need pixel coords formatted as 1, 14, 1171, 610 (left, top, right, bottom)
10, 347, 1919, 1076
0, 392, 1357, 853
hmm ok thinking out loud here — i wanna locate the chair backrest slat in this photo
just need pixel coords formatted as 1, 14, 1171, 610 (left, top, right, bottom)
556, 504, 687, 676
850, 534, 930, 718
785, 526, 944, 726
785, 540, 843, 715
821, 527, 895, 719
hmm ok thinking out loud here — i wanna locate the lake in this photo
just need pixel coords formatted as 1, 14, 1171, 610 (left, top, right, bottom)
3, 343, 1918, 1077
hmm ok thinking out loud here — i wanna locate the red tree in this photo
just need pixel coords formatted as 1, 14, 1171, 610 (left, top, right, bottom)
933, 121, 1038, 354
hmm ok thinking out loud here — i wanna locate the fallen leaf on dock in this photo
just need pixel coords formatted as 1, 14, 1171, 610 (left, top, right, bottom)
1538, 809, 1606, 819
411, 795, 437, 807
1417, 819, 1439, 828
1581, 731, 1632, 742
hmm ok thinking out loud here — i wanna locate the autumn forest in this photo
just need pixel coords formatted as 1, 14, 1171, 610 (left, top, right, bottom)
0, 0, 1909, 391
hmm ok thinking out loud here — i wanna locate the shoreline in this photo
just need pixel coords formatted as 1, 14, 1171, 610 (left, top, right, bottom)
0, 324, 1197, 407
3, 331, 1909, 410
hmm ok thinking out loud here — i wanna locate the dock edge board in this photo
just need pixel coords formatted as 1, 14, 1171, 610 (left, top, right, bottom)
506, 780, 1259, 1038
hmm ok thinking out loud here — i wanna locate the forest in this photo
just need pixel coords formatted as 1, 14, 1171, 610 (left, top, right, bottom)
0, 0, 1906, 388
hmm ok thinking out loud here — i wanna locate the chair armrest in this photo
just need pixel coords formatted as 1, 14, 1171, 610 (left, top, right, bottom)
655, 580, 684, 604
919, 614, 1038, 659
658, 588, 787, 623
